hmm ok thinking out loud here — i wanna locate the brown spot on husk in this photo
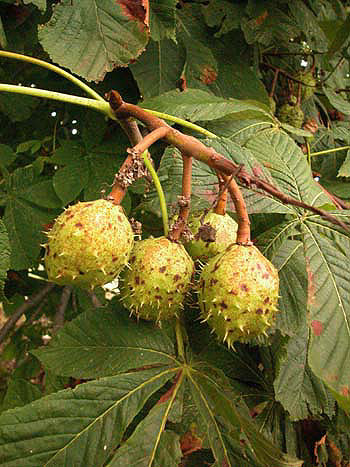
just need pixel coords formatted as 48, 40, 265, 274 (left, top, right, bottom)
311, 320, 323, 336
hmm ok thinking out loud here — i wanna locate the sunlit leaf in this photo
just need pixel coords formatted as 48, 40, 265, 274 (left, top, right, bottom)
39, 0, 149, 82
187, 363, 303, 466
109, 374, 182, 466
142, 88, 273, 122
33, 305, 176, 378
302, 213, 350, 410
274, 322, 335, 421
245, 129, 330, 206
0, 367, 176, 467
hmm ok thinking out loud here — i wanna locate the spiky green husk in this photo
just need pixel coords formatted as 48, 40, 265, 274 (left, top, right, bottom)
120, 236, 194, 322
45, 199, 134, 287
185, 212, 238, 261
277, 102, 304, 128
294, 71, 316, 100
198, 244, 279, 346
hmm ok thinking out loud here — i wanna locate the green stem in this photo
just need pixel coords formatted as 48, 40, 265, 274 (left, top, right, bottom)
0, 83, 115, 119
1, 79, 216, 138
310, 146, 350, 157
141, 150, 169, 236
175, 316, 185, 362
143, 108, 217, 138
306, 141, 311, 165
0, 51, 104, 102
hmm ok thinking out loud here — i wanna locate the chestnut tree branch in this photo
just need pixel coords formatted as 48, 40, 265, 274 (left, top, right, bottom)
169, 154, 193, 241
0, 283, 55, 345
108, 91, 349, 232
214, 171, 228, 216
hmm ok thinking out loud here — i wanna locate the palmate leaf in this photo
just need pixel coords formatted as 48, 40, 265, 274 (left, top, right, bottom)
141, 89, 273, 123
245, 129, 330, 206
144, 141, 292, 218
338, 149, 350, 177
39, 0, 149, 82
259, 225, 308, 335
51, 138, 125, 204
149, 0, 177, 41
1, 378, 42, 412
186, 363, 303, 467
130, 38, 185, 98
274, 321, 335, 422
108, 374, 183, 466
0, 367, 177, 467
33, 305, 176, 378
2, 167, 59, 270
301, 213, 350, 410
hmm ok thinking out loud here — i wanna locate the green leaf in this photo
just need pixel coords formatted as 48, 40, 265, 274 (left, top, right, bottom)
326, 14, 350, 58
24, 179, 62, 209
51, 139, 124, 204
259, 226, 308, 335
302, 214, 350, 410
187, 364, 303, 466
0, 15, 7, 48
201, 0, 244, 37
338, 149, 350, 177
16, 140, 41, 154
23, 0, 46, 12
205, 117, 272, 144
241, 4, 298, 47
323, 85, 350, 115
39, 0, 149, 82
180, 37, 218, 91
274, 322, 335, 421
51, 141, 83, 165
53, 159, 90, 205
141, 89, 273, 122
108, 376, 182, 466
321, 180, 350, 199
130, 38, 185, 98
288, 0, 328, 52
0, 93, 39, 122
0, 219, 11, 300
144, 141, 291, 219
0, 367, 176, 467
1, 378, 42, 412
0, 144, 16, 167
33, 306, 176, 378
208, 34, 270, 103
149, 0, 177, 41
3, 167, 56, 269
245, 129, 330, 206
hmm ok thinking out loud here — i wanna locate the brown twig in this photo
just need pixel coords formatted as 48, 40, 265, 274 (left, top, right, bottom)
0, 283, 55, 345
117, 118, 143, 146
53, 286, 72, 333
108, 91, 349, 232
269, 68, 279, 98
261, 62, 317, 89
222, 174, 251, 244
213, 172, 227, 215
169, 154, 193, 241
89, 291, 103, 308
109, 127, 170, 204
315, 181, 348, 210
